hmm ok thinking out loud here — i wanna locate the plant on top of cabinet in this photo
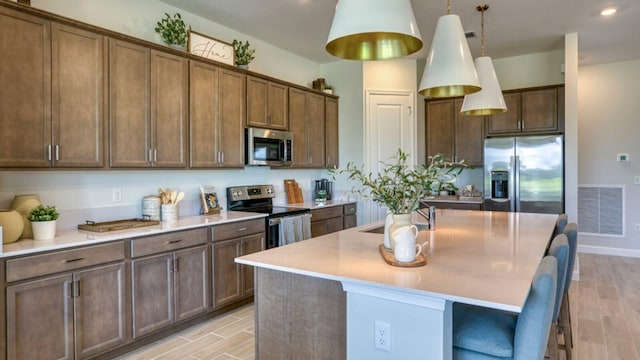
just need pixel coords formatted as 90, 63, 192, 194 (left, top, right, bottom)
155, 12, 191, 48
233, 39, 255, 68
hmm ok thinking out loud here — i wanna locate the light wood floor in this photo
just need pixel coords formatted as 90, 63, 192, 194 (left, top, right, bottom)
119, 253, 640, 360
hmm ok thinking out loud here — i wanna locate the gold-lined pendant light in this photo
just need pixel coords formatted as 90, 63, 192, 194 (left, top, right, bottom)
419, 0, 481, 98
326, 0, 423, 61
461, 4, 507, 115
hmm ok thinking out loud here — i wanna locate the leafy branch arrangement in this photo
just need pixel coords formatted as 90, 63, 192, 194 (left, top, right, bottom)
331, 149, 467, 214
29, 205, 59, 222
232, 39, 255, 66
155, 12, 191, 46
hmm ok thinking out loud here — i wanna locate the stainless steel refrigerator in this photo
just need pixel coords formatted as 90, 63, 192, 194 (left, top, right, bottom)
483, 135, 564, 214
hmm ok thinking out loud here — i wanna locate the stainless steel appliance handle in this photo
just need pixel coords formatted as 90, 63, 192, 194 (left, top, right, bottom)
509, 156, 516, 212
515, 155, 521, 212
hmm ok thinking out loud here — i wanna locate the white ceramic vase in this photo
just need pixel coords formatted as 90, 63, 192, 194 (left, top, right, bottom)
386, 213, 413, 251
31, 220, 57, 241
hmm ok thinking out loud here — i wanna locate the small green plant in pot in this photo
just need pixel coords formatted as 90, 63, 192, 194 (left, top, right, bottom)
232, 39, 255, 68
155, 12, 191, 48
29, 205, 59, 240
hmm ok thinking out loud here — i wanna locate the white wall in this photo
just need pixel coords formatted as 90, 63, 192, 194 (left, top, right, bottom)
0, 0, 330, 231
493, 50, 565, 90
578, 58, 640, 254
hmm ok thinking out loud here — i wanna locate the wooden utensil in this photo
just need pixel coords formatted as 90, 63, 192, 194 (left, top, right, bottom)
170, 191, 177, 204
175, 192, 184, 204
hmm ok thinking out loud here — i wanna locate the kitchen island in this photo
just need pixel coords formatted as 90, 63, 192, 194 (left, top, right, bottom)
236, 209, 558, 360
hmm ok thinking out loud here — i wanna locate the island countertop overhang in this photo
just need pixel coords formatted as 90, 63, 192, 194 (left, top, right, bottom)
237, 209, 558, 312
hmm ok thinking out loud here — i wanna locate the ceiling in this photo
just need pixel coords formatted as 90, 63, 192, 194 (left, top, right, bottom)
159, 0, 639, 66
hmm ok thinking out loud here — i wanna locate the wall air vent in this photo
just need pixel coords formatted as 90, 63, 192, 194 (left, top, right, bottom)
577, 185, 624, 237
465, 31, 477, 39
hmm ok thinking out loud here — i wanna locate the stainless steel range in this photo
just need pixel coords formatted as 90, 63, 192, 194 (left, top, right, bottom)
227, 185, 310, 249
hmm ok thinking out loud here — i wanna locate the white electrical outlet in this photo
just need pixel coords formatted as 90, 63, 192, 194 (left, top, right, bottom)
112, 188, 123, 203
635, 223, 640, 232
634, 176, 640, 185
374, 321, 391, 352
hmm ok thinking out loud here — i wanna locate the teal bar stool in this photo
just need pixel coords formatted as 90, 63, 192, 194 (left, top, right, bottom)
452, 256, 558, 360
553, 214, 568, 238
558, 223, 578, 358
546, 234, 570, 360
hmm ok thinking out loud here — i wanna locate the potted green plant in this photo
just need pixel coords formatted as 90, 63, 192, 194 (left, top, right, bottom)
323, 84, 334, 95
155, 12, 191, 49
29, 205, 59, 240
331, 149, 467, 248
232, 39, 255, 69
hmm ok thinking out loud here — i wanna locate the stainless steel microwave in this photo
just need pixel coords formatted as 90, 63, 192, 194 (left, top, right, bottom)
245, 127, 293, 166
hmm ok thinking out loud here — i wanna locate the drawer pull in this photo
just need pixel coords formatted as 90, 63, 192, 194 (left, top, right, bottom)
167, 239, 182, 244
237, 227, 247, 232
65, 258, 85, 263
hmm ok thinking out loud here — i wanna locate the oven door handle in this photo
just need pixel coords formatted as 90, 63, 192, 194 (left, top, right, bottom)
269, 213, 311, 227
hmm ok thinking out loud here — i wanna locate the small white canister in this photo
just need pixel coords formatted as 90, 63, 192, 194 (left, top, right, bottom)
142, 196, 161, 221
161, 204, 179, 222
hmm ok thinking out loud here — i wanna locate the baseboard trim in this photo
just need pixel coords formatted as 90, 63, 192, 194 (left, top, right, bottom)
578, 244, 640, 258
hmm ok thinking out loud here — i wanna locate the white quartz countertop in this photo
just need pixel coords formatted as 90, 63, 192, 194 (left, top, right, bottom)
237, 209, 557, 312
422, 196, 484, 204
275, 199, 356, 210
1, 211, 267, 258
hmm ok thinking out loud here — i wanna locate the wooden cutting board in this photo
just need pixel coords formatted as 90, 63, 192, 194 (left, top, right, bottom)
284, 179, 304, 204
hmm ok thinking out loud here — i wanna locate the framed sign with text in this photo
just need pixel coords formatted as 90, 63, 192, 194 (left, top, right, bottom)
188, 31, 235, 66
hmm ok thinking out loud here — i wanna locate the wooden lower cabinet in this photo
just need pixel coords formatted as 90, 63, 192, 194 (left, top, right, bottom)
6, 263, 126, 360
311, 204, 357, 237
212, 233, 264, 308
131, 244, 208, 338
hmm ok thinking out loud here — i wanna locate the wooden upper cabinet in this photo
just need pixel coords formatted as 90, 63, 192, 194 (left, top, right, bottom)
521, 88, 558, 132
485, 92, 521, 135
454, 99, 484, 165
325, 97, 339, 168
151, 50, 188, 168
486, 86, 562, 136
110, 41, 188, 168
189, 60, 219, 168
426, 99, 454, 160
189, 63, 245, 168
246, 76, 288, 130
0, 7, 51, 167
289, 88, 326, 168
307, 92, 326, 168
218, 69, 246, 167
52, 22, 106, 168
109, 39, 150, 168
289, 88, 308, 167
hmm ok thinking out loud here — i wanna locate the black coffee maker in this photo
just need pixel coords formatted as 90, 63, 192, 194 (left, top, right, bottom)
491, 171, 509, 199
314, 179, 333, 201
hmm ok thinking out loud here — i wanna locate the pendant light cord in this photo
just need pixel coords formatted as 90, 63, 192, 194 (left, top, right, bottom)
447, 0, 451, 14
477, 4, 489, 57
480, 6, 485, 56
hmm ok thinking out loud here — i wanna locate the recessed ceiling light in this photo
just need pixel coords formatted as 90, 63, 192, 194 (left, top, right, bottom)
601, 7, 617, 16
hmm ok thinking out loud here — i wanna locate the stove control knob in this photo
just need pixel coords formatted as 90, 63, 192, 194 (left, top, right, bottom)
266, 187, 273, 194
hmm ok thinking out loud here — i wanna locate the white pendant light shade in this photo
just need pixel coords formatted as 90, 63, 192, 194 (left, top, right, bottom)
418, 14, 481, 98
326, 0, 423, 61
461, 56, 507, 115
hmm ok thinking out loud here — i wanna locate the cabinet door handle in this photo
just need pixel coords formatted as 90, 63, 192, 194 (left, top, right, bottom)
74, 280, 81, 298
148, 148, 153, 163
167, 239, 182, 244
48, 144, 52, 161
174, 257, 180, 272
55, 145, 60, 161
154, 149, 157, 163
237, 227, 247, 232
65, 257, 85, 263
221, 152, 224, 163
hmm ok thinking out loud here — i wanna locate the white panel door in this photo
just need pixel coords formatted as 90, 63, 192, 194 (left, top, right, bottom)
365, 90, 416, 224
